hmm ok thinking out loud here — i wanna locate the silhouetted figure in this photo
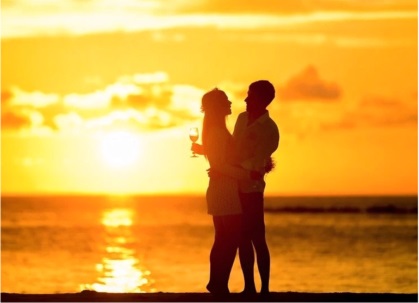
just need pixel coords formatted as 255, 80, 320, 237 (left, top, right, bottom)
233, 80, 279, 295
199, 88, 260, 296
193, 82, 279, 296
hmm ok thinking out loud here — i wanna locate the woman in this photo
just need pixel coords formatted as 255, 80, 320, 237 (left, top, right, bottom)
198, 88, 259, 295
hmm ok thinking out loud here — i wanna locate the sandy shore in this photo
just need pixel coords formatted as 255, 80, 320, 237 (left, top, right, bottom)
1, 290, 417, 302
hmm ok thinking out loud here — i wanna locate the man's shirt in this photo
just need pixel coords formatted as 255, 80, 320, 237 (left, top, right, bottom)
233, 111, 280, 193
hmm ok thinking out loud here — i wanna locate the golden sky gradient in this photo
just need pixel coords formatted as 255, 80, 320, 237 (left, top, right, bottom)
1, 0, 418, 196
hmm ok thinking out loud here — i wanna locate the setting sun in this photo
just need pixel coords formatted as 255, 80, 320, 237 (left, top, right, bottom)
100, 131, 142, 169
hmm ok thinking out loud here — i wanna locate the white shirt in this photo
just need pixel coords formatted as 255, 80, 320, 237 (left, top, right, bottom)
233, 111, 280, 193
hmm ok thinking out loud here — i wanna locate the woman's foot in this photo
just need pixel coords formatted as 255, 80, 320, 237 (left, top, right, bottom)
206, 283, 230, 296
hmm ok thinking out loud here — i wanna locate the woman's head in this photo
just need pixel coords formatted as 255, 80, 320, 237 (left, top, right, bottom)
201, 88, 232, 151
201, 88, 232, 117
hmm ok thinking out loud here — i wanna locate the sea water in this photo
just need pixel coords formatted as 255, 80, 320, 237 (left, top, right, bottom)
1, 195, 417, 294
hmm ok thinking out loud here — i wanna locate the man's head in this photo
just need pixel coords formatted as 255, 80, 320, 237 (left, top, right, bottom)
245, 80, 275, 113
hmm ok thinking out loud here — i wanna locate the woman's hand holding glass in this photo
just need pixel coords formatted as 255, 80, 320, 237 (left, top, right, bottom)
189, 127, 200, 158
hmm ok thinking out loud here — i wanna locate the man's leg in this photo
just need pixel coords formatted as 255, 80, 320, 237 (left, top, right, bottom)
254, 233, 270, 294
239, 239, 256, 293
250, 192, 270, 294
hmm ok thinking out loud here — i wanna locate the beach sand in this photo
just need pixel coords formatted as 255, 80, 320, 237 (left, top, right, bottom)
1, 290, 417, 302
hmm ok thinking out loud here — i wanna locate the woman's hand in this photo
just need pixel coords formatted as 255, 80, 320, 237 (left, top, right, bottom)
191, 143, 205, 155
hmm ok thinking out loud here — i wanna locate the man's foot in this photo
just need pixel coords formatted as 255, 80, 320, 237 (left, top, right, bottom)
259, 290, 271, 300
240, 288, 257, 299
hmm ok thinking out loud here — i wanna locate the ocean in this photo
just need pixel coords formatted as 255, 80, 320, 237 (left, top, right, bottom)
1, 195, 417, 294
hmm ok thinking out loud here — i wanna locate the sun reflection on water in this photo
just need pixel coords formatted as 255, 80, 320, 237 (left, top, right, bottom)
102, 209, 133, 227
81, 208, 153, 293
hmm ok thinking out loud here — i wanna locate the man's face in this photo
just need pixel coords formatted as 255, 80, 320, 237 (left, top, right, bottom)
244, 89, 260, 113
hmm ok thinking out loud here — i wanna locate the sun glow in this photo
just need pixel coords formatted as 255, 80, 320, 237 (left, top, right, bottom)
100, 131, 142, 168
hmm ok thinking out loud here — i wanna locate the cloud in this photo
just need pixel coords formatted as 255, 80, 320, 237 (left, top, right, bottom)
273, 89, 418, 139
184, 0, 418, 14
356, 95, 418, 125
279, 65, 342, 101
2, 0, 416, 38
53, 112, 84, 131
1, 107, 50, 134
1, 90, 13, 104
1, 72, 203, 134
82, 108, 188, 131
3, 70, 415, 137
1, 88, 53, 130
110, 86, 172, 111
3, 0, 417, 15
315, 95, 418, 133
231, 32, 415, 48
1, 111, 31, 129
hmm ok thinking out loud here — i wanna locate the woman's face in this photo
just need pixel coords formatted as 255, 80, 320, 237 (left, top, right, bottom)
218, 92, 232, 116
244, 88, 261, 113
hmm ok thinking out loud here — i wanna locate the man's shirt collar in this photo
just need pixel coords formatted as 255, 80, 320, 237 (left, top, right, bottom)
244, 110, 270, 126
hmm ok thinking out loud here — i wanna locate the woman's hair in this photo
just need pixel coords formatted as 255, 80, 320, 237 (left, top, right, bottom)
201, 88, 229, 154
201, 88, 228, 114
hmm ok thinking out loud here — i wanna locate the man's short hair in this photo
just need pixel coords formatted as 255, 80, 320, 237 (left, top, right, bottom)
250, 80, 275, 105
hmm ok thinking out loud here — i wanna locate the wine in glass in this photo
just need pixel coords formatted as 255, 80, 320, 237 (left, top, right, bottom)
189, 127, 199, 158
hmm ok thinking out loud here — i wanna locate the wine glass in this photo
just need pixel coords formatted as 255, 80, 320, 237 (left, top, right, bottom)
189, 127, 199, 158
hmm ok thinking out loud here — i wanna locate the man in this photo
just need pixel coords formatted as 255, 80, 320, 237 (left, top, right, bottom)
233, 80, 279, 295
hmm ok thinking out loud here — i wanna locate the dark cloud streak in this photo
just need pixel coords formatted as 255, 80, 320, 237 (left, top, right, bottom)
180, 0, 417, 14
1, 111, 31, 129
279, 65, 342, 101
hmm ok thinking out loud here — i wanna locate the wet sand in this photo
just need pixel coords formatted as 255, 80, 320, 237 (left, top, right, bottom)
1, 290, 417, 302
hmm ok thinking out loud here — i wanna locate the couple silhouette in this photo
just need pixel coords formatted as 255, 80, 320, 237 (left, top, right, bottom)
191, 80, 280, 297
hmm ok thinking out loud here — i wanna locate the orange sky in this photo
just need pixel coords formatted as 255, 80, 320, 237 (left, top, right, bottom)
1, 0, 418, 196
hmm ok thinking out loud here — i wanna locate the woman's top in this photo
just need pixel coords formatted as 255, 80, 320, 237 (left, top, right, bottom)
205, 127, 250, 216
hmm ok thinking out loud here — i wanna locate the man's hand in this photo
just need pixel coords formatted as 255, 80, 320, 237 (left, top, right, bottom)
191, 143, 205, 155
250, 170, 264, 180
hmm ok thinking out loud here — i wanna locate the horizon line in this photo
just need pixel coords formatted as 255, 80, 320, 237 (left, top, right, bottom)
1, 192, 417, 198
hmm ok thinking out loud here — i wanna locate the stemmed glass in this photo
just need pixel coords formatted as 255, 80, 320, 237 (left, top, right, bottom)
189, 127, 199, 158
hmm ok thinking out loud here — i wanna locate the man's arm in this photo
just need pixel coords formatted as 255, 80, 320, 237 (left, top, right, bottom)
207, 168, 263, 180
